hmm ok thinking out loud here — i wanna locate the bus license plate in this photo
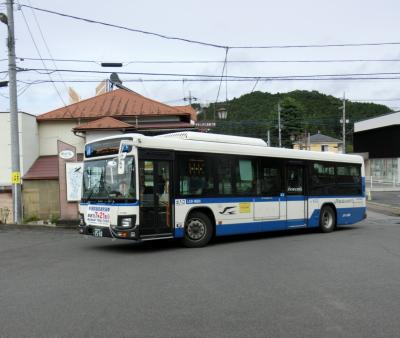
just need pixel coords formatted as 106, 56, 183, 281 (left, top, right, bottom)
93, 228, 103, 237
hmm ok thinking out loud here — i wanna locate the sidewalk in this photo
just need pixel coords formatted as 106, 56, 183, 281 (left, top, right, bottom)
367, 191, 400, 216
0, 223, 77, 230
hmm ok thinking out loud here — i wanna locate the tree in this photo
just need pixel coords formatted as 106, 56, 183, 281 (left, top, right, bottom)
280, 97, 304, 147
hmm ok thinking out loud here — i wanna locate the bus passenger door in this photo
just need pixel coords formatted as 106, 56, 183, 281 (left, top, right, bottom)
286, 165, 307, 228
139, 150, 173, 238
253, 160, 285, 231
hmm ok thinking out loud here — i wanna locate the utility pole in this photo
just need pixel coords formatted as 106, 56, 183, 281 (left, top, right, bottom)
278, 102, 282, 148
340, 92, 347, 154
5, 0, 22, 223
183, 91, 197, 105
267, 129, 270, 147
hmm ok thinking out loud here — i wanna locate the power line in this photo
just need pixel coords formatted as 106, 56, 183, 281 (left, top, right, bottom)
214, 48, 229, 110
19, 5, 67, 106
18, 67, 400, 80
350, 98, 400, 102
17, 77, 400, 85
19, 4, 400, 50
8, 57, 400, 65
19, 4, 227, 49
23, 0, 70, 94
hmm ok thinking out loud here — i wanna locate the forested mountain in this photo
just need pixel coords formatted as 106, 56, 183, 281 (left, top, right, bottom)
198, 90, 392, 150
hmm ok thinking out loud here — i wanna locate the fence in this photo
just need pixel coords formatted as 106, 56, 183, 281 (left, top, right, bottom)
365, 176, 400, 192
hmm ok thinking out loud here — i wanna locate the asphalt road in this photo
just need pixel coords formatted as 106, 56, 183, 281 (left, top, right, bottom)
1, 211, 400, 338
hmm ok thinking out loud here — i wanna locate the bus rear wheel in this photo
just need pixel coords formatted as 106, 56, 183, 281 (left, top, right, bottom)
319, 205, 336, 233
182, 212, 213, 248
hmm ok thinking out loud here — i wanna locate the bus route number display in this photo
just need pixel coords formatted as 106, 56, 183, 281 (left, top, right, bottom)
87, 205, 111, 226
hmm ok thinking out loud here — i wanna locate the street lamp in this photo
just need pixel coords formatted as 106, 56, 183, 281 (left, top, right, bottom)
217, 108, 228, 120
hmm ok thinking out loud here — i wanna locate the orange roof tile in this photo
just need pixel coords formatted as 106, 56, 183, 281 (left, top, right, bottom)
37, 89, 189, 121
73, 117, 133, 131
23, 156, 59, 180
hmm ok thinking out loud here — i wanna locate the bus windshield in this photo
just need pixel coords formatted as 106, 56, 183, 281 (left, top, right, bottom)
82, 156, 136, 202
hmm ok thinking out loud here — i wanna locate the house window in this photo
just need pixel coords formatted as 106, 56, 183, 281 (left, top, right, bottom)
321, 144, 329, 152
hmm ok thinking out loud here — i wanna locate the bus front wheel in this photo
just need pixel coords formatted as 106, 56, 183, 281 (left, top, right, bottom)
319, 205, 336, 233
182, 212, 213, 248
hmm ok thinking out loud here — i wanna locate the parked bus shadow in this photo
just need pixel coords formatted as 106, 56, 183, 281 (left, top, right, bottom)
86, 238, 183, 254
212, 226, 359, 246
86, 226, 360, 253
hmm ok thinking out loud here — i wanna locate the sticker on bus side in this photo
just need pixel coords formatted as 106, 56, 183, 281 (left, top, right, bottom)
239, 202, 251, 213
175, 199, 186, 206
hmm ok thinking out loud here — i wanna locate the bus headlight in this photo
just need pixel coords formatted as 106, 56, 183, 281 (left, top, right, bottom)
120, 217, 132, 228
117, 215, 136, 229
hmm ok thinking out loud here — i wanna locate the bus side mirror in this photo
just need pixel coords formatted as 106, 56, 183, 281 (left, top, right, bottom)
117, 140, 133, 175
118, 153, 126, 175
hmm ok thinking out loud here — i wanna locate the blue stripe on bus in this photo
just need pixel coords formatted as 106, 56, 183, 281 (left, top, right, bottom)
80, 202, 140, 206
174, 206, 366, 238
179, 195, 364, 204
174, 228, 185, 238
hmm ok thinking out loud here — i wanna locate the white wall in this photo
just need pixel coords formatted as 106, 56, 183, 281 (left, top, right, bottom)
0, 112, 39, 186
0, 113, 12, 186
354, 111, 400, 133
38, 120, 85, 155
20, 113, 39, 177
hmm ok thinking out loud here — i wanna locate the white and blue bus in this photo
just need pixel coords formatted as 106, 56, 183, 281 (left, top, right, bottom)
79, 132, 366, 247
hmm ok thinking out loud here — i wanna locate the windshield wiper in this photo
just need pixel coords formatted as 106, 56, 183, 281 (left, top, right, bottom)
82, 184, 98, 201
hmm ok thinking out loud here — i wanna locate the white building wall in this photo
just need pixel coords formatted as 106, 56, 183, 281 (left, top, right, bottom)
20, 113, 39, 177
354, 111, 400, 132
38, 121, 85, 155
0, 112, 39, 186
0, 113, 12, 186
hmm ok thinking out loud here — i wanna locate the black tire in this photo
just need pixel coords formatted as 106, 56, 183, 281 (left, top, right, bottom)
182, 211, 213, 248
319, 205, 336, 233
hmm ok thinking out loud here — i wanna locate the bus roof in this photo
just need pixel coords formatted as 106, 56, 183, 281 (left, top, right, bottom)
86, 132, 364, 164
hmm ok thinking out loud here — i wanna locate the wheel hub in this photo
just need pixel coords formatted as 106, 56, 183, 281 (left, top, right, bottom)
186, 219, 206, 240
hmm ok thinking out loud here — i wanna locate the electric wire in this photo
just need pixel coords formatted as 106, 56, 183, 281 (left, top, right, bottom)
24, 0, 70, 94
19, 4, 400, 50
19, 6, 67, 106
215, 48, 229, 105
8, 57, 400, 65
16, 76, 400, 84
18, 67, 400, 80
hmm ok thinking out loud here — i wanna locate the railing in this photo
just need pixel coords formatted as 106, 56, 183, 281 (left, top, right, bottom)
365, 176, 400, 192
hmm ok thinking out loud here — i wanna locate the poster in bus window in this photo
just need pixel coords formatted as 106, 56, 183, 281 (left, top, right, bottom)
66, 162, 83, 201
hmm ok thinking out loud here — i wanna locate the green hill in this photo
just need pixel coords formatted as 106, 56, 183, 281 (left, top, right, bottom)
198, 90, 392, 150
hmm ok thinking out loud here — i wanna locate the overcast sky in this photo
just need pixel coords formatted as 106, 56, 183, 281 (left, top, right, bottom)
1, 0, 400, 115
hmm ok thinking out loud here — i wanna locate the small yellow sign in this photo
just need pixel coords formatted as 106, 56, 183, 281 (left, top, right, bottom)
11, 171, 21, 184
239, 202, 251, 213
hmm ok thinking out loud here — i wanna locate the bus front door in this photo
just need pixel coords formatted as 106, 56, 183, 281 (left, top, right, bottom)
139, 159, 173, 238
286, 165, 307, 228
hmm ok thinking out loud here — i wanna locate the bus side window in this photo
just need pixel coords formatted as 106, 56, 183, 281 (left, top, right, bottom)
217, 159, 233, 195
178, 155, 215, 196
258, 160, 281, 196
336, 164, 361, 195
287, 166, 303, 194
235, 159, 256, 195
310, 162, 335, 196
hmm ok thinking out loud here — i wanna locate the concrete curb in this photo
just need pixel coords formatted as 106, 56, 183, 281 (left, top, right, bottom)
367, 201, 400, 216
0, 223, 77, 230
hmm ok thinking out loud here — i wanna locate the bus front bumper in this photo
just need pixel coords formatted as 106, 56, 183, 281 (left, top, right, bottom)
79, 225, 139, 240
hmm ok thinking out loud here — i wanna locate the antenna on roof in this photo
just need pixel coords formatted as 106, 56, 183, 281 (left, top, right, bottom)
109, 72, 134, 93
